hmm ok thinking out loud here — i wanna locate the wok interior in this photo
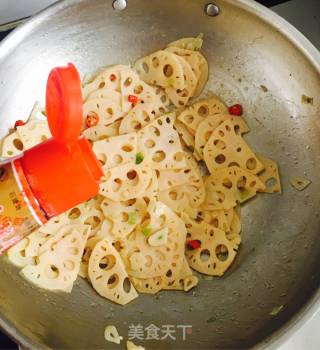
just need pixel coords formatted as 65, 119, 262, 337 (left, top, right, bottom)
0, 0, 320, 348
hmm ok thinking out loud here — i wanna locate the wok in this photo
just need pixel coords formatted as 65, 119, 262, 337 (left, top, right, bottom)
0, 0, 320, 349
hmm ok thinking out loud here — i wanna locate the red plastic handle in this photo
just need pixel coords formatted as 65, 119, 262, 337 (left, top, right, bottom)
46, 63, 83, 144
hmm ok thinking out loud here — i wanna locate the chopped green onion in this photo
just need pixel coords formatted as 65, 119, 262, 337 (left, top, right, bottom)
128, 212, 138, 225
135, 152, 144, 165
239, 189, 250, 201
167, 78, 175, 87
270, 305, 284, 316
142, 226, 152, 237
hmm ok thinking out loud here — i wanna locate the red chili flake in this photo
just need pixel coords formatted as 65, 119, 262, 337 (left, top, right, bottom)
186, 239, 201, 250
14, 120, 25, 129
86, 113, 99, 128
109, 74, 116, 82
128, 94, 138, 104
228, 104, 243, 116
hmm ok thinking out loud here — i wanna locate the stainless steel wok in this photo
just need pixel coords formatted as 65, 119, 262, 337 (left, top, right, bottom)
0, 0, 320, 349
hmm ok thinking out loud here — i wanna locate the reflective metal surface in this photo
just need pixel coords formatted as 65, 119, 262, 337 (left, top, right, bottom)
0, 0, 319, 349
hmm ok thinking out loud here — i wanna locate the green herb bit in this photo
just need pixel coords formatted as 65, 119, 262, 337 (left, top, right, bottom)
128, 212, 138, 225
270, 305, 284, 316
135, 152, 144, 165
142, 226, 152, 237
239, 189, 250, 201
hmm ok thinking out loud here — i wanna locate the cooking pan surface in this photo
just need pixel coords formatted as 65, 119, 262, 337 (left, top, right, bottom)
0, 0, 320, 349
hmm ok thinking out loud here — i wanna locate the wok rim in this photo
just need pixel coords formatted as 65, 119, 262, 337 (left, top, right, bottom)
0, 0, 319, 348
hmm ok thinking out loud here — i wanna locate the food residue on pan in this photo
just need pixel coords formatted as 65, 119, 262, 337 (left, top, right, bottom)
301, 94, 313, 105
260, 84, 268, 93
3, 35, 281, 306
290, 176, 311, 191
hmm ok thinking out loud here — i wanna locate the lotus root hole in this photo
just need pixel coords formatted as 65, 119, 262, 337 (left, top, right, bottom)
68, 207, 81, 219
107, 274, 119, 289
46, 264, 59, 279
246, 158, 257, 170
222, 178, 232, 189
85, 216, 101, 229
152, 57, 160, 68
13, 138, 24, 151
215, 154, 226, 164
184, 114, 194, 124
266, 177, 277, 188
112, 178, 122, 192
99, 255, 116, 271
163, 64, 173, 77
152, 151, 166, 163
215, 245, 229, 261
237, 176, 247, 190
198, 105, 209, 117
200, 249, 211, 262
64, 260, 75, 271
123, 277, 132, 293
114, 154, 123, 164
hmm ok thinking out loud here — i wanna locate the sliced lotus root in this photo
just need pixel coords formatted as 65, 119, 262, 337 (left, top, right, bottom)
24, 231, 50, 257
162, 258, 198, 292
7, 238, 36, 268
120, 201, 186, 279
137, 113, 186, 170
119, 102, 158, 135
134, 50, 185, 89
99, 162, 152, 201
39, 224, 91, 255
174, 120, 201, 160
131, 258, 197, 294
82, 65, 128, 101
120, 68, 157, 113
101, 198, 147, 238
16, 120, 51, 149
66, 204, 104, 236
21, 229, 85, 292
137, 170, 159, 203
82, 121, 121, 142
79, 236, 102, 279
185, 207, 231, 232
86, 194, 105, 211
182, 214, 239, 276
86, 87, 121, 103
165, 56, 198, 107
83, 96, 125, 127
159, 153, 205, 211
195, 115, 250, 157
164, 46, 208, 97
157, 168, 190, 192
178, 97, 228, 133
38, 213, 70, 235
204, 119, 264, 174
195, 52, 209, 97
93, 133, 137, 171
167, 36, 203, 51
28, 101, 46, 122
88, 238, 138, 305
257, 155, 282, 194
154, 86, 171, 114
203, 166, 265, 210
226, 211, 241, 245
1, 131, 24, 157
